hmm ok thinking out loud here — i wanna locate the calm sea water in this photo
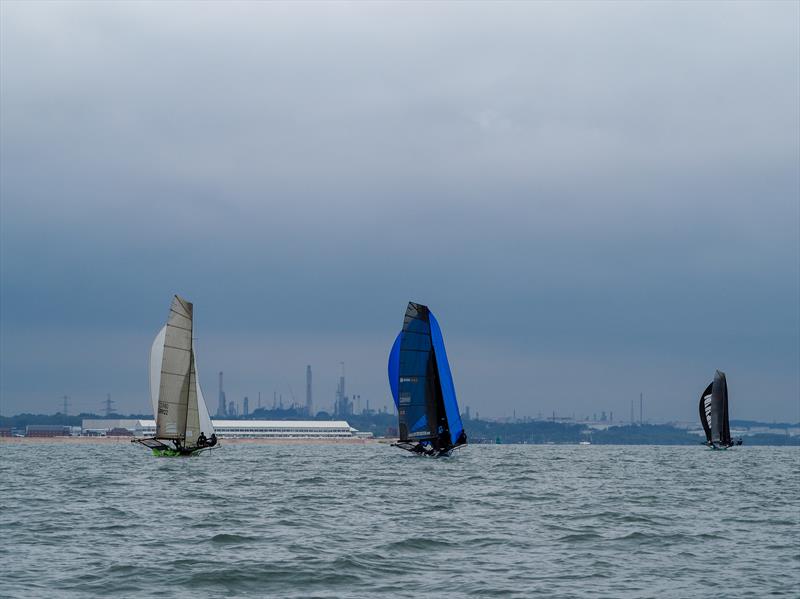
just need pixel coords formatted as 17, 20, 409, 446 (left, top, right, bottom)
1, 442, 798, 598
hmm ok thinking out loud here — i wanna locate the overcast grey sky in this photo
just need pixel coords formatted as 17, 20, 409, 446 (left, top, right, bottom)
1, 1, 798, 422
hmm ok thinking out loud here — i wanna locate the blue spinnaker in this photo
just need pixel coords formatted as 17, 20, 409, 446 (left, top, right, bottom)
388, 333, 401, 410
429, 311, 463, 446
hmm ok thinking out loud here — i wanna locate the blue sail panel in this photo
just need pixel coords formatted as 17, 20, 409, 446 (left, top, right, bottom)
395, 303, 435, 442
429, 311, 463, 446
388, 333, 401, 410
411, 413, 428, 433
399, 378, 432, 440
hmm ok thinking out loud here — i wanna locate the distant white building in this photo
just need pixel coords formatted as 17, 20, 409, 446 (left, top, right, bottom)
81, 418, 370, 439
82, 419, 144, 435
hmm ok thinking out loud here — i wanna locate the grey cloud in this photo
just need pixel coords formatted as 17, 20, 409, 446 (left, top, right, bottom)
1, 1, 797, 420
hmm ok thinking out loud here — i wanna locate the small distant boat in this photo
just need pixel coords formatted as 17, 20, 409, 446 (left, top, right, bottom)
388, 302, 467, 457
579, 441, 591, 445
132, 295, 218, 457
699, 370, 742, 450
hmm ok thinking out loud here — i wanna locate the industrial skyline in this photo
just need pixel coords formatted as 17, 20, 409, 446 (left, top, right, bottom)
0, 342, 793, 425
204, 363, 382, 421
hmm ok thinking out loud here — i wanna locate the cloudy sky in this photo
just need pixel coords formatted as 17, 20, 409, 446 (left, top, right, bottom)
1, 1, 798, 422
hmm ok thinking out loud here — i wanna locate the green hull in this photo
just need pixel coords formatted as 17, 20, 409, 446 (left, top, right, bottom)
152, 448, 189, 457
151, 447, 207, 457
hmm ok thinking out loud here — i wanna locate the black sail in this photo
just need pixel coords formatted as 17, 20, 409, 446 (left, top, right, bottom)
699, 370, 732, 446
388, 301, 466, 454
397, 303, 445, 446
714, 370, 732, 446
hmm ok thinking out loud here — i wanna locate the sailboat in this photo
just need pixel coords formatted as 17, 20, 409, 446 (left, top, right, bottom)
132, 295, 218, 456
699, 369, 742, 450
388, 302, 467, 457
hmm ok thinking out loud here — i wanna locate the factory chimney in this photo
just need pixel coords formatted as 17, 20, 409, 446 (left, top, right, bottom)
217, 371, 226, 417
306, 365, 313, 417
335, 362, 347, 417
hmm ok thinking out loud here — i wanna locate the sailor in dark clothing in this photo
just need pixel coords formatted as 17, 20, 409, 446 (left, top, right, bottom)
412, 442, 434, 456
197, 432, 208, 447
209, 433, 218, 447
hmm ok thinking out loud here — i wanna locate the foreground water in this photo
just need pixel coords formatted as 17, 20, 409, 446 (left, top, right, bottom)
1, 443, 798, 598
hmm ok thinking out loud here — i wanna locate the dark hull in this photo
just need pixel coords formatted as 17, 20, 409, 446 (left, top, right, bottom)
132, 436, 218, 456
703, 439, 742, 450
392, 440, 466, 458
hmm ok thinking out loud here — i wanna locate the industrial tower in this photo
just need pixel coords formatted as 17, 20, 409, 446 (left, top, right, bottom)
306, 365, 313, 416
217, 371, 226, 417
334, 362, 352, 417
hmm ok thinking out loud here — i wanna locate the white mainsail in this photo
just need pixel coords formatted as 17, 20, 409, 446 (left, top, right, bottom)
184, 353, 201, 446
148, 296, 215, 445
155, 296, 193, 439
150, 329, 215, 438
149, 325, 167, 419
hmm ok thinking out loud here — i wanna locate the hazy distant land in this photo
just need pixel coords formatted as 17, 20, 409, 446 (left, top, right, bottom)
2, 411, 798, 446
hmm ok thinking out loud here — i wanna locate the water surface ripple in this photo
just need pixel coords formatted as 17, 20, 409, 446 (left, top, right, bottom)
1, 443, 798, 597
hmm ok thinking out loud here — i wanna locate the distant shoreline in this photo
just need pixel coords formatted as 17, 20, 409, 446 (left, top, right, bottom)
3, 436, 798, 447
0, 436, 384, 446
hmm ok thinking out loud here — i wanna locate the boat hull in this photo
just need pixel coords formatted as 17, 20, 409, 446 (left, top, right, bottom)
151, 447, 209, 457
392, 440, 466, 457
705, 441, 740, 450
133, 436, 218, 457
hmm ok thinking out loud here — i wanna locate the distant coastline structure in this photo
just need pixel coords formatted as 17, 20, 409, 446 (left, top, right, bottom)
82, 418, 371, 439
334, 362, 353, 417
27, 424, 72, 437
306, 365, 313, 416
102, 394, 115, 417
217, 371, 226, 417
60, 395, 70, 424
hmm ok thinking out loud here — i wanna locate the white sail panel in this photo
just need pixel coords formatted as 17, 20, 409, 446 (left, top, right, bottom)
184, 353, 201, 446
148, 326, 166, 419
155, 296, 193, 440
194, 349, 215, 436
